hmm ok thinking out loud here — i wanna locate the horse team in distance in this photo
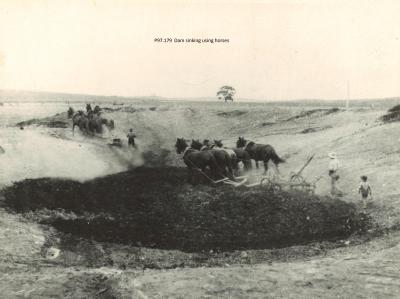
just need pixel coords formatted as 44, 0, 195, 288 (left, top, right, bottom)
72, 104, 115, 135
175, 137, 285, 184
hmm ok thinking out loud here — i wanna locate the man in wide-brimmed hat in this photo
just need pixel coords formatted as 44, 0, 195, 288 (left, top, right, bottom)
328, 152, 341, 195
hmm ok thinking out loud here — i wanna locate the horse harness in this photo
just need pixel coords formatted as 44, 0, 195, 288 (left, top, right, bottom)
182, 146, 221, 183
182, 146, 197, 158
244, 140, 253, 151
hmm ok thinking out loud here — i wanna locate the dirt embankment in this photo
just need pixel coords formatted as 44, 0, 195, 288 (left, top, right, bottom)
16, 112, 70, 128
286, 108, 341, 121
381, 104, 400, 122
3, 167, 368, 255
2, 102, 400, 297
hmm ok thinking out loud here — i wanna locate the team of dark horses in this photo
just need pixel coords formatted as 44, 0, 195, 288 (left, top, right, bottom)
175, 137, 285, 184
72, 104, 115, 135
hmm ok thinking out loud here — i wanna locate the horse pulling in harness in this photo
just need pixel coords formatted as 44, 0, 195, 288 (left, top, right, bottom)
176, 137, 321, 192
175, 138, 248, 187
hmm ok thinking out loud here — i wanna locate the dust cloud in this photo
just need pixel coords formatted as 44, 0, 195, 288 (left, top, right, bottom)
0, 128, 144, 187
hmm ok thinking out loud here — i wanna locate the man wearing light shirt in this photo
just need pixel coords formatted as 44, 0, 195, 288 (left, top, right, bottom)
328, 152, 340, 195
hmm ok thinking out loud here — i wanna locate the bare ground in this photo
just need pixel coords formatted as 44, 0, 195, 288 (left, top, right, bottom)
1, 100, 400, 298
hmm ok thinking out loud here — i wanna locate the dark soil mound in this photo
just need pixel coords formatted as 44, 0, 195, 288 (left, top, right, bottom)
16, 112, 69, 128
301, 128, 317, 134
300, 126, 333, 134
287, 108, 340, 121
382, 104, 400, 122
388, 104, 400, 113
3, 167, 367, 252
102, 106, 146, 113
217, 110, 247, 117
260, 122, 276, 127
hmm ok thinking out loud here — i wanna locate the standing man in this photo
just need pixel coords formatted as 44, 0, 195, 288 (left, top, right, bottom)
358, 175, 372, 208
127, 128, 137, 148
328, 152, 340, 195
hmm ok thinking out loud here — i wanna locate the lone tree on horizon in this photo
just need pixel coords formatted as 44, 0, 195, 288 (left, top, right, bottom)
217, 86, 236, 103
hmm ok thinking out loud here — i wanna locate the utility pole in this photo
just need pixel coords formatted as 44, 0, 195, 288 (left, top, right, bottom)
346, 81, 350, 111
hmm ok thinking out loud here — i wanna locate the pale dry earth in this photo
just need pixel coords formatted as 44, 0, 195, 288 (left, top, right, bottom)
1, 100, 400, 298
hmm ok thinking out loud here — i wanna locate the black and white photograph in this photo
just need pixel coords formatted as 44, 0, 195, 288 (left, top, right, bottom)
1, 0, 400, 298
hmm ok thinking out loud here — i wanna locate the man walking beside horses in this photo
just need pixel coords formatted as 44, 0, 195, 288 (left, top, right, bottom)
328, 152, 342, 196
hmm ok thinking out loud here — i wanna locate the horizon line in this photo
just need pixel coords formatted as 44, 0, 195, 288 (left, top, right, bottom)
1, 88, 399, 103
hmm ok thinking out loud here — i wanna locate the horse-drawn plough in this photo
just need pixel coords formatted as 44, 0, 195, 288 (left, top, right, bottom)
212, 154, 321, 194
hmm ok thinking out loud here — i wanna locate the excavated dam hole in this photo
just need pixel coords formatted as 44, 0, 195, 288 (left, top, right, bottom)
3, 167, 370, 253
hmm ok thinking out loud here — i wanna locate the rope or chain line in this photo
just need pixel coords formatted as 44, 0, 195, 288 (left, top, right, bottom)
182, 147, 227, 183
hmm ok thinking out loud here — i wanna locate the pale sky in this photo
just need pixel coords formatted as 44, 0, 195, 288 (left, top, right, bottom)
1, 0, 400, 100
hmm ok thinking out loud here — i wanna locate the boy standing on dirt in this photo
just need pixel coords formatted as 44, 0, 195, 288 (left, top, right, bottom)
127, 129, 137, 148
359, 175, 372, 207
328, 152, 341, 195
